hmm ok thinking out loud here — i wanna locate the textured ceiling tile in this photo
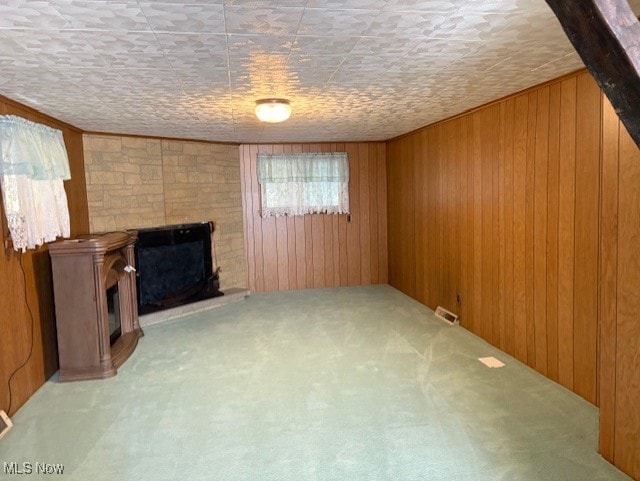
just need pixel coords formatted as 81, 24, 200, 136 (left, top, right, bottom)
7, 29, 109, 68
349, 36, 423, 57
155, 33, 228, 70
430, 12, 512, 40
80, 30, 168, 69
52, 1, 151, 32
0, 0, 596, 142
298, 8, 377, 37
227, 34, 294, 57
306, 0, 381, 9
291, 36, 360, 56
138, 2, 225, 34
224, 6, 304, 36
0, 0, 71, 29
0, 30, 55, 68
224, 0, 306, 6
380, 0, 456, 12
410, 38, 481, 58
140, 0, 222, 3
175, 69, 231, 91
366, 10, 451, 38
155, 32, 227, 54
287, 54, 344, 83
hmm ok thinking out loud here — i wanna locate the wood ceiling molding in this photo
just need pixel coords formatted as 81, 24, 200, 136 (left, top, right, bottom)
545, 0, 640, 148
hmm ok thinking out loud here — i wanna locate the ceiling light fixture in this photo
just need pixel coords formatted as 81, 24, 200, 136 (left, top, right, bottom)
255, 98, 292, 123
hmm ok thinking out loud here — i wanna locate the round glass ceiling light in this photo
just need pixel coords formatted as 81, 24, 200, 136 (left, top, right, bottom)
255, 98, 292, 123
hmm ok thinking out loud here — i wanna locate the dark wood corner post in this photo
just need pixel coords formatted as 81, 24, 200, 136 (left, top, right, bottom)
545, 0, 640, 148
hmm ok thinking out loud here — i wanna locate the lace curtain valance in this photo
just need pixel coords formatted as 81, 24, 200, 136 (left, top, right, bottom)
0, 115, 71, 251
257, 152, 350, 218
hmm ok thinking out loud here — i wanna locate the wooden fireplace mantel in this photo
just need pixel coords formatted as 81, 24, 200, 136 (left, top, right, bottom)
49, 231, 143, 381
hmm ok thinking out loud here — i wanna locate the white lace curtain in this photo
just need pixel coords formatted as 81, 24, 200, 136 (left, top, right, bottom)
257, 152, 350, 218
0, 115, 71, 251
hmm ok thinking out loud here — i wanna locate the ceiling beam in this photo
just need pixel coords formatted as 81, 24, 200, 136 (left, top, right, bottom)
545, 0, 640, 148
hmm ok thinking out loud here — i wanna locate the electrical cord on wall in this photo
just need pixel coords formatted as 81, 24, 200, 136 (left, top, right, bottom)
5, 251, 35, 415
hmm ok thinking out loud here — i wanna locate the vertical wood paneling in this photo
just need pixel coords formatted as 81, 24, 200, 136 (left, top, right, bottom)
513, 95, 529, 363
346, 143, 361, 286
359, 143, 371, 285
414, 130, 427, 305
491, 106, 501, 347
291, 144, 307, 289
573, 72, 601, 405
504, 98, 516, 357
377, 143, 388, 284
239, 142, 387, 292
283, 144, 298, 291
241, 145, 255, 291
471, 114, 482, 337
452, 119, 463, 317
481, 107, 495, 343
498, 104, 507, 350
385, 71, 602, 406
0, 96, 89, 415
336, 143, 349, 286
249, 144, 265, 292
459, 119, 470, 327
599, 96, 619, 463
466, 116, 476, 335
613, 119, 640, 478
546, 82, 561, 383
259, 144, 279, 292
525, 91, 537, 368
557, 76, 577, 390
272, 144, 290, 291
533, 87, 549, 375
599, 99, 640, 479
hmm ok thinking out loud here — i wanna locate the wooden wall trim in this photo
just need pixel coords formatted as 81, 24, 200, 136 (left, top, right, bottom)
84, 130, 241, 146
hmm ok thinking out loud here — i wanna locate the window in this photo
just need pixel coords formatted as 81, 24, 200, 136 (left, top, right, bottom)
257, 152, 349, 218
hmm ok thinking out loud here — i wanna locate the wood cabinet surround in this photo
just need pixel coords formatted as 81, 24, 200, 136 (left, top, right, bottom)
49, 232, 143, 381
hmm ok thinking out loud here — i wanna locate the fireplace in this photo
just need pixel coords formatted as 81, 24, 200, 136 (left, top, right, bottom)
106, 284, 122, 345
49, 232, 143, 381
134, 222, 223, 315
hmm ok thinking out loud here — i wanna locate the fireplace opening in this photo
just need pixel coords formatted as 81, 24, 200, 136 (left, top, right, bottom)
106, 284, 122, 346
134, 222, 223, 315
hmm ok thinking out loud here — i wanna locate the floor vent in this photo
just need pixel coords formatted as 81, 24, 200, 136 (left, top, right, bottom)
435, 306, 459, 325
0, 410, 12, 440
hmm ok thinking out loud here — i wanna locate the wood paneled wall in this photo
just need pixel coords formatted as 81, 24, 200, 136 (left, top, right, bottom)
240, 143, 387, 292
386, 71, 601, 404
0, 96, 89, 415
599, 98, 640, 479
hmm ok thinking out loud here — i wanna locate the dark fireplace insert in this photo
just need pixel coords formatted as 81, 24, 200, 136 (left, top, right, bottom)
134, 222, 223, 315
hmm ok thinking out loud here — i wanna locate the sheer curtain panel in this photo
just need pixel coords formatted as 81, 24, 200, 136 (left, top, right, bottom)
257, 152, 349, 218
0, 115, 71, 251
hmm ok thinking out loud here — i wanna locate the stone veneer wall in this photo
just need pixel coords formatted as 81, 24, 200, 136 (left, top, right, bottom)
83, 134, 246, 288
